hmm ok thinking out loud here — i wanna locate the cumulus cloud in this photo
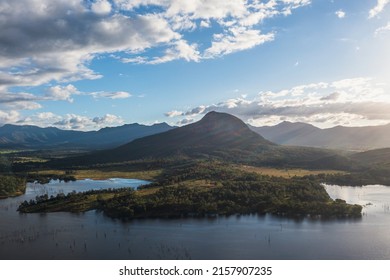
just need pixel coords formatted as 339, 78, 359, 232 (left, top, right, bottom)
92, 91, 132, 99
168, 77, 390, 128
0, 91, 42, 110
92, 114, 123, 125
145, 40, 201, 64
0, 0, 180, 88
204, 27, 275, 58
45, 84, 79, 102
0, 110, 20, 125
165, 110, 183, 117
369, 0, 390, 18
0, 85, 133, 127
184, 106, 206, 116
91, 0, 112, 15
335, 10, 346, 19
320, 92, 341, 101
375, 22, 390, 35
0, 84, 131, 114
0, 0, 313, 128
176, 118, 194, 125
0, 0, 311, 90
46, 113, 124, 130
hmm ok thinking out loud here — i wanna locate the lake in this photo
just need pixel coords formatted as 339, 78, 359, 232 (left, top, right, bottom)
1, 180, 390, 259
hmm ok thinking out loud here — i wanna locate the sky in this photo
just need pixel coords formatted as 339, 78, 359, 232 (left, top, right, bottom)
1, 0, 390, 130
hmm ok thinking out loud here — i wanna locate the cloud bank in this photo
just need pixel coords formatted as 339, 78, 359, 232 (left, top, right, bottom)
167, 77, 390, 128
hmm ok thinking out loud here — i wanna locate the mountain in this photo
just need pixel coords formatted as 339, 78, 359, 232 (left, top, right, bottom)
350, 148, 390, 165
251, 121, 390, 151
65, 111, 354, 170
71, 111, 273, 164
0, 124, 81, 148
0, 123, 174, 150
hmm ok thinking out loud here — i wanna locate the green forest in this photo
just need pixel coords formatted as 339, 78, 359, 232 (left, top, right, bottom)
0, 175, 26, 198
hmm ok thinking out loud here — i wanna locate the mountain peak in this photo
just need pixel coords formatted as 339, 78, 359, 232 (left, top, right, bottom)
201, 111, 241, 122
194, 111, 250, 133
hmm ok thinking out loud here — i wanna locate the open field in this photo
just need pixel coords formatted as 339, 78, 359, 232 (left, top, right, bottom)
235, 165, 347, 178
26, 164, 347, 182
28, 169, 162, 181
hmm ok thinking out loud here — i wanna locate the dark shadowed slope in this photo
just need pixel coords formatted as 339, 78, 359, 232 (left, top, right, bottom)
350, 148, 390, 165
71, 111, 274, 164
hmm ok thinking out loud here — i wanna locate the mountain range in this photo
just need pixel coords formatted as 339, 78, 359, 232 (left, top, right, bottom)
0, 123, 173, 150
250, 121, 390, 151
58, 111, 355, 171
3, 117, 389, 152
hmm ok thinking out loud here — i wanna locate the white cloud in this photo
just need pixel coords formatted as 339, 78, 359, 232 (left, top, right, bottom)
46, 84, 79, 102
165, 110, 183, 117
121, 56, 149, 64
200, 20, 211, 28
205, 27, 275, 58
369, 0, 390, 18
0, 91, 42, 110
92, 91, 132, 99
375, 22, 390, 35
147, 40, 201, 64
3, 111, 124, 130
0, 0, 312, 92
52, 113, 124, 130
320, 92, 341, 101
184, 106, 206, 116
335, 10, 346, 19
0, 85, 131, 121
0, 110, 20, 125
0, 0, 180, 88
169, 77, 390, 128
92, 114, 123, 125
91, 0, 112, 15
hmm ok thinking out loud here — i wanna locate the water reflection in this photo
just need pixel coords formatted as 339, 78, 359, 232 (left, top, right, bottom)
324, 184, 390, 216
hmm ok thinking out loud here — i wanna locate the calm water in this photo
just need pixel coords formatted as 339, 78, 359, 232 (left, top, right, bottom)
1, 181, 390, 260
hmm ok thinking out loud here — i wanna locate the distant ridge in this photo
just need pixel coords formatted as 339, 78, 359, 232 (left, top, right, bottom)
0, 123, 174, 150
250, 121, 390, 151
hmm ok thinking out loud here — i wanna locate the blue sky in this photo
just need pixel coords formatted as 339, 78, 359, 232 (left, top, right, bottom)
1, 0, 390, 130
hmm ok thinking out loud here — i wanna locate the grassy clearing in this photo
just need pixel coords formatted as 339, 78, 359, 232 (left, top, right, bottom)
235, 165, 347, 178
0, 150, 21, 154
13, 156, 48, 163
73, 169, 162, 181
28, 168, 162, 181
168, 179, 221, 189
136, 187, 160, 196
